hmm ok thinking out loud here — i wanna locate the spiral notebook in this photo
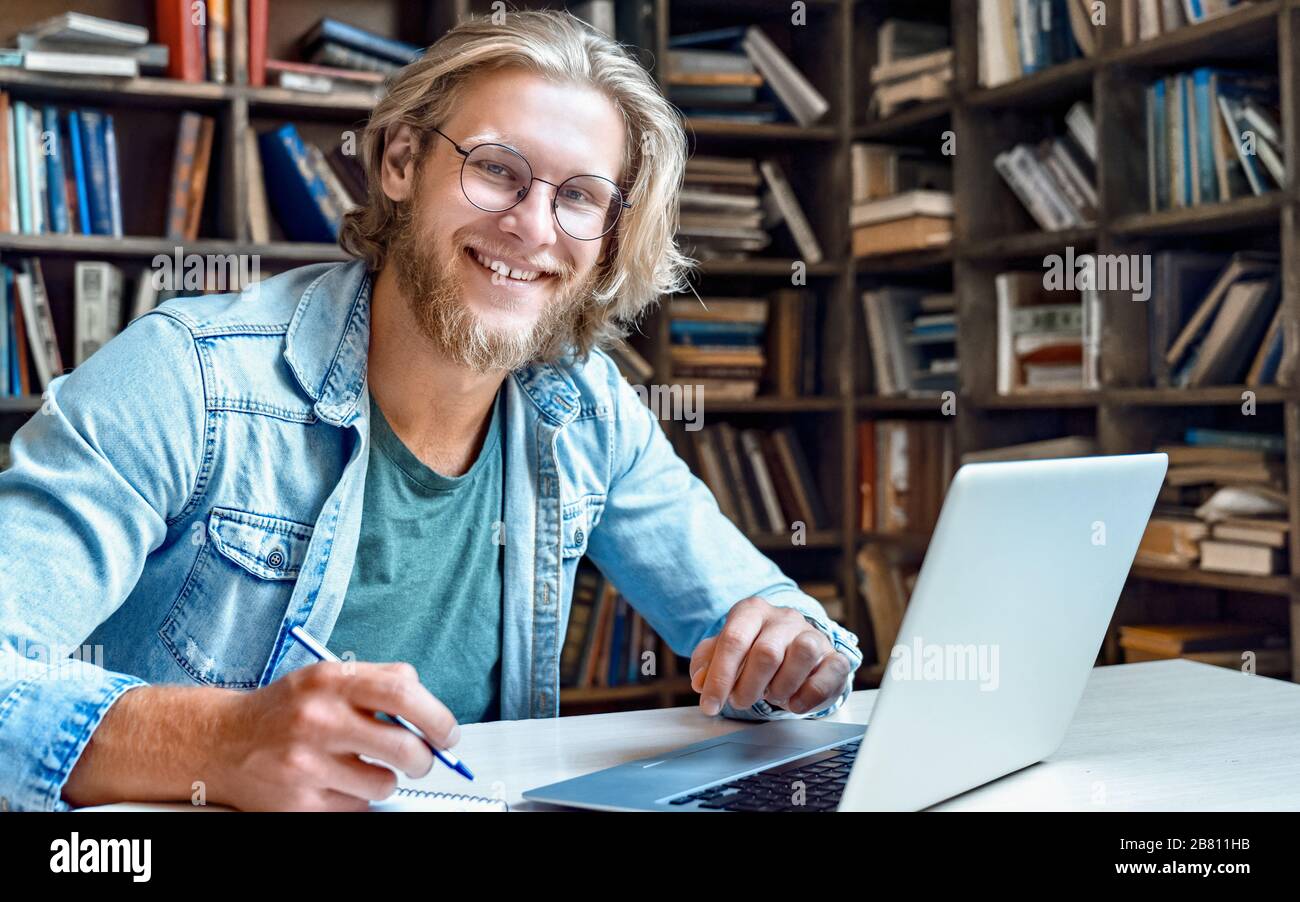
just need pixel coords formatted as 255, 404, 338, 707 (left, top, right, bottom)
369, 786, 508, 812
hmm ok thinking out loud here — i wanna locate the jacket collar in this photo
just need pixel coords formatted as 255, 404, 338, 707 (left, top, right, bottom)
282, 259, 582, 428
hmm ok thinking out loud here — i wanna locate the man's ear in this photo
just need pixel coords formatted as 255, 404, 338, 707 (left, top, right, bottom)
380, 123, 418, 203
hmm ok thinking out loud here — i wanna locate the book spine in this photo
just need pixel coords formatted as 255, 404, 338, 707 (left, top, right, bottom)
41, 106, 69, 234
66, 110, 91, 235
207, 0, 229, 84
79, 112, 112, 236
27, 111, 46, 235
258, 125, 338, 242
248, 0, 268, 86
102, 114, 123, 237
12, 101, 30, 234
157, 0, 206, 82
165, 113, 199, 239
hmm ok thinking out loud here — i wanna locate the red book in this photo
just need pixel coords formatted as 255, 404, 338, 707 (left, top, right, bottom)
157, 0, 205, 82
248, 0, 268, 87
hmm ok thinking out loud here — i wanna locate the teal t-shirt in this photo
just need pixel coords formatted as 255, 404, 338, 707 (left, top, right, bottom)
328, 387, 505, 724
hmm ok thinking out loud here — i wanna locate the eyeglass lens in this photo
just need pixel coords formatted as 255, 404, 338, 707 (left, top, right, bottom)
460, 143, 622, 240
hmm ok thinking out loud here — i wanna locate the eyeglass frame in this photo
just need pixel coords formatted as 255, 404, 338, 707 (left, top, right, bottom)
428, 126, 632, 241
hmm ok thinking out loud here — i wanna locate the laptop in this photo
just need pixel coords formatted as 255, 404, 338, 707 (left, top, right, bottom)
523, 453, 1167, 812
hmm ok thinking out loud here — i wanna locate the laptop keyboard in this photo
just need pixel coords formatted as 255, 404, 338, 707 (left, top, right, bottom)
665, 738, 861, 812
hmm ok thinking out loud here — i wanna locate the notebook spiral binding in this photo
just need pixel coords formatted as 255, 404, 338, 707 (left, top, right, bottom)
394, 786, 509, 810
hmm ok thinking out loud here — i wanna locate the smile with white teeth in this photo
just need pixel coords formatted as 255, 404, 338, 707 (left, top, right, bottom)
471, 249, 547, 282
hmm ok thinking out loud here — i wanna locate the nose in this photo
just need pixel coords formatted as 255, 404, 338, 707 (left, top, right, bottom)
498, 179, 559, 248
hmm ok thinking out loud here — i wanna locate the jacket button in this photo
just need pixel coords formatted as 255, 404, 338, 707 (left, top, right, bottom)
573, 528, 584, 546
267, 549, 285, 569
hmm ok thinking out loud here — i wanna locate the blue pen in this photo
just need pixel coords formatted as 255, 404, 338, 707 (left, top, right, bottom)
288, 625, 474, 781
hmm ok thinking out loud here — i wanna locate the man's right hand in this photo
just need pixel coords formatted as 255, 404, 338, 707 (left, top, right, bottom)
61, 661, 461, 812
210, 661, 460, 811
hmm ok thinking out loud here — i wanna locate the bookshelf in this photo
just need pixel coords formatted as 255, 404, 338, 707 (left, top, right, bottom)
1, 1, 1298, 713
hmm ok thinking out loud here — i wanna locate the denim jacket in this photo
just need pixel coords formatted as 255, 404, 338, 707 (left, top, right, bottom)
0, 259, 862, 811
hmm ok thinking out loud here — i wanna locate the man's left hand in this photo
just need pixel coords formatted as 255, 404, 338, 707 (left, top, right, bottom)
689, 596, 852, 717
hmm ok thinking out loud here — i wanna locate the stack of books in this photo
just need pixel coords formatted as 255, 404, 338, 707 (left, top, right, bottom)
1158, 252, 1284, 388
255, 17, 421, 96
994, 101, 1098, 231
850, 144, 952, 256
850, 189, 953, 258
0, 12, 166, 78
251, 124, 366, 243
868, 19, 952, 119
0, 95, 125, 238
977, 0, 1098, 88
1119, 622, 1289, 678
680, 156, 768, 259
1122, 0, 1252, 45
678, 423, 829, 536
995, 269, 1101, 394
679, 156, 821, 262
0, 258, 180, 397
857, 419, 955, 535
665, 25, 829, 127
670, 296, 768, 400
860, 288, 958, 396
561, 568, 671, 690
1145, 69, 1283, 211
1138, 428, 1289, 576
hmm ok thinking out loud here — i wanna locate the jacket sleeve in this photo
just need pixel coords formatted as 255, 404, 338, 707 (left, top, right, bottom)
0, 309, 206, 811
583, 353, 862, 723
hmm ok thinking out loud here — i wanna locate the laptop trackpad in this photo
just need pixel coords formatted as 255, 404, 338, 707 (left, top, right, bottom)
667, 741, 807, 776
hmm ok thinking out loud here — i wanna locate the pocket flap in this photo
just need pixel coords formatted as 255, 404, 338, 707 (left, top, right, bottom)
206, 507, 314, 580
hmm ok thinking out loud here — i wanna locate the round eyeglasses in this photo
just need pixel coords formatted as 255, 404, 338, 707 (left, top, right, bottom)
430, 126, 631, 241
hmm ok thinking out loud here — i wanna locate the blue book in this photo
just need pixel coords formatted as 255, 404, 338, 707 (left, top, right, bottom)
258, 124, 338, 243
1184, 427, 1285, 453
0, 266, 10, 396
102, 113, 123, 237
670, 320, 765, 337
13, 101, 31, 235
1151, 78, 1168, 210
5, 267, 16, 395
79, 111, 113, 236
67, 110, 91, 236
1193, 69, 1218, 204
667, 26, 747, 49
1017, 0, 1041, 76
42, 106, 69, 234
300, 18, 421, 65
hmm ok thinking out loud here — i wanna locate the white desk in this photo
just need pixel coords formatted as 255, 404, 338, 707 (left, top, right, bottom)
404, 659, 1300, 811
82, 660, 1300, 811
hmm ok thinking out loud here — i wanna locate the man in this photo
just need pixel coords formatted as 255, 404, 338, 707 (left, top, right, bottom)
0, 10, 861, 812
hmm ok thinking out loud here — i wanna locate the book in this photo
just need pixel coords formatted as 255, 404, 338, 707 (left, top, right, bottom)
1198, 539, 1286, 576
74, 262, 123, 365
299, 18, 422, 67
740, 26, 828, 126
758, 160, 822, 263
157, 0, 206, 82
258, 124, 340, 242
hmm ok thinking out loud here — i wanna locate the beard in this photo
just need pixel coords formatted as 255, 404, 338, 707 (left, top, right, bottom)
388, 203, 598, 375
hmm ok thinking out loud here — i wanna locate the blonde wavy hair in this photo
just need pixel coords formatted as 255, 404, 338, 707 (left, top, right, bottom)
339, 8, 693, 356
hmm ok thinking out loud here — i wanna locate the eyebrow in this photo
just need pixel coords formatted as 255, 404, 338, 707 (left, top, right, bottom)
461, 130, 619, 182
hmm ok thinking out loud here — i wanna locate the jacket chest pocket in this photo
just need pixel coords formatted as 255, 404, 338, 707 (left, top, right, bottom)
159, 507, 314, 689
561, 494, 604, 559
